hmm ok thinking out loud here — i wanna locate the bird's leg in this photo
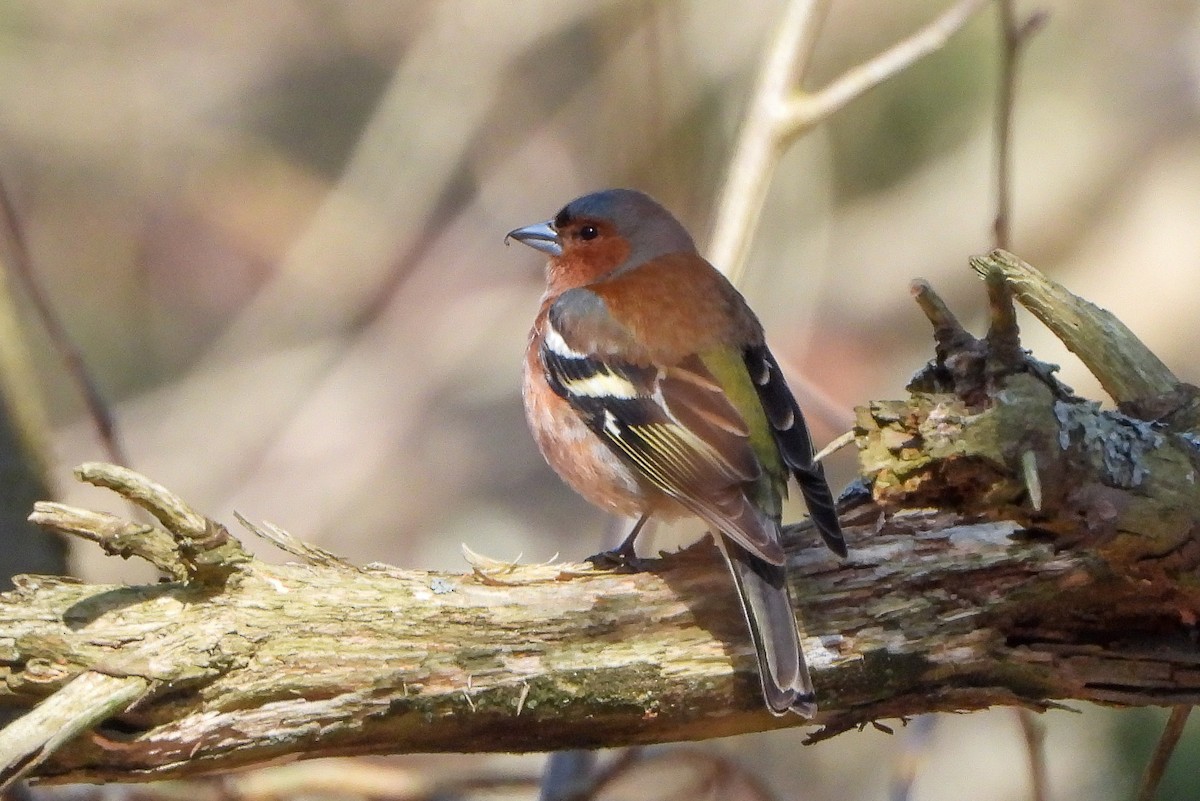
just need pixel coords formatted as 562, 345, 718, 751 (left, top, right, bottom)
611, 514, 649, 560
587, 514, 651, 571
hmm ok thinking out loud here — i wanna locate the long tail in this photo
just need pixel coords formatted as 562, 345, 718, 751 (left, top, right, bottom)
718, 535, 816, 717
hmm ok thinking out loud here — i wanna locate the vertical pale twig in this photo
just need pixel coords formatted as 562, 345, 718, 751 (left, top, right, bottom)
707, 0, 829, 279
708, 0, 991, 285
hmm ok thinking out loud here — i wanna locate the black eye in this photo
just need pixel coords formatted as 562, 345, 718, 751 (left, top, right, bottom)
579, 225, 599, 241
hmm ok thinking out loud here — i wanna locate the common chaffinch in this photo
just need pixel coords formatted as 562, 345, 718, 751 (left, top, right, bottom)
507, 188, 846, 717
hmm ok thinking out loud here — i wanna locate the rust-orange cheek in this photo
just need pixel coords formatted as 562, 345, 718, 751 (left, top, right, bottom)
546, 236, 632, 295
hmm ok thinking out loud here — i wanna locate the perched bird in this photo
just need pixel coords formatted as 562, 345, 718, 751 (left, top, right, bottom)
508, 189, 846, 717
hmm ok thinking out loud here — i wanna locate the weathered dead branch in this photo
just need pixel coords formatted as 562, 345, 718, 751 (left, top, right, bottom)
1, 251, 1198, 786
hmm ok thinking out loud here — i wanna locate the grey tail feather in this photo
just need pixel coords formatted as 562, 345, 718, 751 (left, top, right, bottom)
718, 535, 816, 717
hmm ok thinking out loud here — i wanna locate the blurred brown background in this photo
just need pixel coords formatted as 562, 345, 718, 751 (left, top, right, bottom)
2, 1, 1199, 799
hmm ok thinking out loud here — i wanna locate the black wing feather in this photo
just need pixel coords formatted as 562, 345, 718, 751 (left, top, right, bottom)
745, 345, 847, 557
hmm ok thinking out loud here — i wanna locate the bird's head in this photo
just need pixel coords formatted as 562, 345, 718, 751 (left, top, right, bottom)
507, 189, 696, 293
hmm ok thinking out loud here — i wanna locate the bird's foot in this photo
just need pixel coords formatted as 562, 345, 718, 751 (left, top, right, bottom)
587, 515, 651, 572
585, 544, 649, 573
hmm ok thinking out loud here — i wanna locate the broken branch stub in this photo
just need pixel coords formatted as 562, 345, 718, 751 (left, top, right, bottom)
74, 462, 250, 582
969, 250, 1200, 427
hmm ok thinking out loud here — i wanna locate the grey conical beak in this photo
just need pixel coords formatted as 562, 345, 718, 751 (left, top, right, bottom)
505, 220, 562, 256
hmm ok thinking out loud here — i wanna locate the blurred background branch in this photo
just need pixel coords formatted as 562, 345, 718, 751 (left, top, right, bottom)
0, 186, 65, 590
0, 177, 127, 468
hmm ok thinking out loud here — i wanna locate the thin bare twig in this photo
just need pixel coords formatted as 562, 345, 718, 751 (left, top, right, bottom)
812, 429, 855, 463
780, 0, 992, 137
1136, 706, 1193, 801
993, 1, 1049, 249
0, 174, 129, 467
709, 0, 990, 285
707, 0, 828, 281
